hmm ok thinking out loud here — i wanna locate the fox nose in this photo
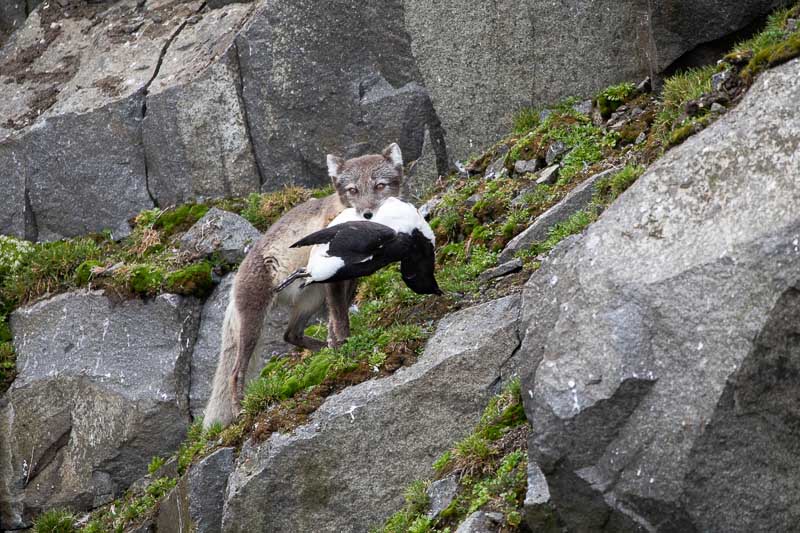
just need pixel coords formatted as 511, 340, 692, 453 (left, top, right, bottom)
363, 212, 373, 220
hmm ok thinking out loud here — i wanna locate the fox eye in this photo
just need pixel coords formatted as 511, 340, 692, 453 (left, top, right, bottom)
346, 186, 358, 195
375, 183, 386, 191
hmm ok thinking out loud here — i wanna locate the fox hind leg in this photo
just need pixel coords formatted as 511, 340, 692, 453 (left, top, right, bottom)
325, 280, 357, 348
283, 284, 327, 351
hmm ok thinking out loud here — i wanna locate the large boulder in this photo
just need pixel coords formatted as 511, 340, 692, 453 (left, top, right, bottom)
234, 0, 447, 190
221, 295, 522, 532
0, 0, 204, 240
519, 57, 800, 531
143, 4, 261, 207
0, 290, 201, 529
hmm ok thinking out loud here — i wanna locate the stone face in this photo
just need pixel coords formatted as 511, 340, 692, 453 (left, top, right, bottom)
499, 167, 619, 263
478, 258, 523, 282
426, 476, 459, 519
179, 208, 261, 265
190, 274, 293, 420
221, 295, 522, 532
236, 0, 445, 190
514, 159, 541, 176
455, 511, 504, 533
520, 59, 800, 532
156, 447, 236, 533
144, 5, 261, 207
0, 0, 202, 239
405, 0, 535, 162
0, 291, 200, 529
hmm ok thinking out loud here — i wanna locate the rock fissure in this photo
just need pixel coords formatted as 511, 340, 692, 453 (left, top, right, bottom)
139, 1, 209, 208
25, 424, 72, 486
232, 39, 266, 188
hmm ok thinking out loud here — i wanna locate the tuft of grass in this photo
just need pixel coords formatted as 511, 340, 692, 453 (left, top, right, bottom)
33, 509, 76, 533
1, 238, 102, 306
127, 264, 165, 295
512, 106, 541, 134
517, 209, 598, 264
596, 81, 637, 118
594, 164, 645, 204
374, 380, 528, 532
176, 421, 222, 474
241, 186, 316, 231
147, 456, 166, 476
654, 65, 716, 143
84, 476, 177, 532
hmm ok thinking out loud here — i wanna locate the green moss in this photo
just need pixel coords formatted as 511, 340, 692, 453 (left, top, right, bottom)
0, 341, 16, 396
74, 260, 103, 286
164, 261, 214, 297
517, 209, 598, 263
152, 204, 210, 236
33, 509, 76, 533
742, 30, 800, 81
127, 265, 165, 295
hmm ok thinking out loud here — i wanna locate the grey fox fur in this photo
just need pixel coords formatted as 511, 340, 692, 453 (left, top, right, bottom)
203, 143, 405, 428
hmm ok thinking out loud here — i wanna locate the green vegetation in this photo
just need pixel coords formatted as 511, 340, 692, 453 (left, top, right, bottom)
593, 164, 645, 204
241, 185, 333, 231
596, 81, 637, 118
33, 509, 76, 533
374, 380, 528, 532
512, 106, 541, 134
147, 456, 166, 475
83, 477, 177, 533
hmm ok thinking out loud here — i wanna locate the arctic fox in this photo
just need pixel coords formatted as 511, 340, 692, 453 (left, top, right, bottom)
203, 143, 405, 428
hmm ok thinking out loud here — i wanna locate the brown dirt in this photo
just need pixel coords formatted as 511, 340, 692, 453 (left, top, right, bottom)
93, 74, 123, 97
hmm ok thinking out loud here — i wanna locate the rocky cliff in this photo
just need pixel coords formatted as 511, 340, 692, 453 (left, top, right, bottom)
3, 1, 800, 532
0, 0, 788, 240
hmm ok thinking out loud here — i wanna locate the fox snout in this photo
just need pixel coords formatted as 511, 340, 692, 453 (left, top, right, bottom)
363, 211, 373, 219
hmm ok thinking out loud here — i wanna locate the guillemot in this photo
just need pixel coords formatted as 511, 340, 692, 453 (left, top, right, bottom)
275, 197, 442, 295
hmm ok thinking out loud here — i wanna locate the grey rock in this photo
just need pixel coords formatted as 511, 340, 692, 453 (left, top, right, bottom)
511, 185, 537, 207
0, 0, 26, 47
156, 447, 236, 533
405, 0, 535, 162
478, 258, 523, 282
523, 462, 559, 532
484, 155, 508, 181
190, 274, 293, 420
572, 99, 594, 116
711, 69, 733, 92
499, 167, 619, 263
144, 6, 261, 207
710, 102, 727, 114
237, 0, 444, 190
418, 196, 443, 221
404, 127, 448, 202
426, 476, 459, 519
0, 291, 200, 529
520, 58, 800, 532
0, 0, 209, 240
514, 158, 542, 175
179, 208, 261, 265
221, 295, 522, 533
535, 164, 560, 186
634, 131, 647, 145
545, 141, 568, 165
465, 193, 483, 209
455, 511, 504, 533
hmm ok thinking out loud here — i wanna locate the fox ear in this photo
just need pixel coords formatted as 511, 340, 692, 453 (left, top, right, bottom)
382, 143, 403, 168
327, 155, 344, 183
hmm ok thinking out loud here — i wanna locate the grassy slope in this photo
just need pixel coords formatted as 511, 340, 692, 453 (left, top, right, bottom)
22, 4, 800, 530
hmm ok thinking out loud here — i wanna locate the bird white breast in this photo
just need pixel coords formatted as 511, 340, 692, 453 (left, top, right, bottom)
306, 208, 360, 282
373, 197, 435, 244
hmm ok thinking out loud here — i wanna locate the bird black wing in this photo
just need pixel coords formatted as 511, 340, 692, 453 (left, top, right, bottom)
400, 230, 442, 295
291, 220, 397, 262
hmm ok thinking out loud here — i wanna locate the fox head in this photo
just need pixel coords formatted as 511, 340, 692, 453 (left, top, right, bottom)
327, 143, 403, 219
